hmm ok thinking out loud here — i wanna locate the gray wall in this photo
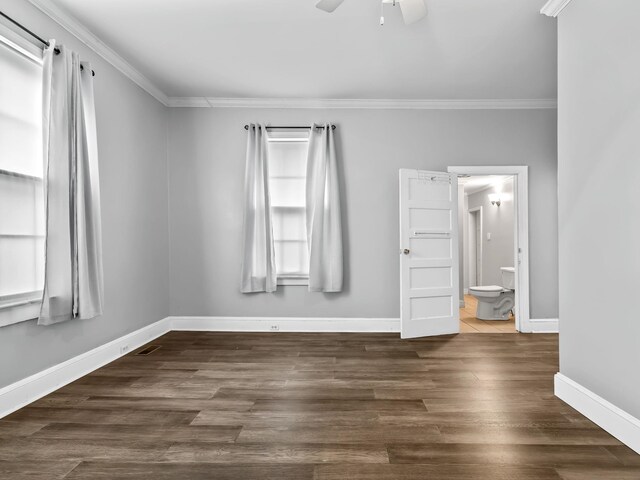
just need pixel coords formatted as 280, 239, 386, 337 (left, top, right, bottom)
558, 0, 640, 418
0, 2, 170, 388
467, 178, 516, 287
168, 107, 558, 319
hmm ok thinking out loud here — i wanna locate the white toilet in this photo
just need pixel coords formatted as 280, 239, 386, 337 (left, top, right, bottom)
468, 267, 515, 320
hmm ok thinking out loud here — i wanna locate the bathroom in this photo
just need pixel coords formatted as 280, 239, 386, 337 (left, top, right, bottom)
458, 175, 517, 333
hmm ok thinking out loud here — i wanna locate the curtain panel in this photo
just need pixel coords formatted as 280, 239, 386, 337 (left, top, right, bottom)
240, 124, 277, 293
306, 124, 343, 292
39, 41, 103, 325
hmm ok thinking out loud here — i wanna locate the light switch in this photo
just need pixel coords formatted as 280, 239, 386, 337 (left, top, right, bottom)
487, 232, 491, 241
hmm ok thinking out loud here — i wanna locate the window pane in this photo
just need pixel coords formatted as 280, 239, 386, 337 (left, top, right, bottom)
0, 118, 42, 177
270, 178, 306, 207
268, 142, 307, 177
0, 237, 44, 296
274, 240, 309, 276
272, 208, 306, 242
0, 175, 44, 235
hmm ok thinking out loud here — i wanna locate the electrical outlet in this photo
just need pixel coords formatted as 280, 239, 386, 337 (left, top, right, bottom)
120, 345, 130, 355
270, 325, 279, 332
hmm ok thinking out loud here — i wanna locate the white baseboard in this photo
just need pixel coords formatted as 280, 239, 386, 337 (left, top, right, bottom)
0, 318, 171, 419
169, 316, 400, 333
529, 318, 559, 333
555, 373, 640, 454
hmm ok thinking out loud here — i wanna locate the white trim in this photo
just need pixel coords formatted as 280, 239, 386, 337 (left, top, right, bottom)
529, 318, 559, 333
167, 97, 558, 110
540, 0, 574, 17
0, 303, 40, 329
169, 316, 400, 333
277, 278, 309, 286
0, 318, 171, 419
26, 0, 169, 106
0, 291, 43, 327
168, 97, 211, 108
555, 373, 640, 454
448, 166, 531, 333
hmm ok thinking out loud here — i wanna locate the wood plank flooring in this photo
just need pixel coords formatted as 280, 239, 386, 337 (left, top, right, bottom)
460, 294, 517, 333
1, 332, 638, 479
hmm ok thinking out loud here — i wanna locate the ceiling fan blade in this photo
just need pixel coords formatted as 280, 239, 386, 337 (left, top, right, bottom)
399, 0, 427, 24
316, 0, 345, 13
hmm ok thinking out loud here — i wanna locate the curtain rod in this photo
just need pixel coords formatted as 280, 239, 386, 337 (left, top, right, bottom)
0, 10, 95, 76
244, 125, 336, 130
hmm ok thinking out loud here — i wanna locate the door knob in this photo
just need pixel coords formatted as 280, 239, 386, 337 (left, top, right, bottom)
403, 249, 410, 255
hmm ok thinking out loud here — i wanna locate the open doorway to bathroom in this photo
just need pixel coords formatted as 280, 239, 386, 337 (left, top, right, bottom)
448, 166, 531, 333
460, 175, 516, 333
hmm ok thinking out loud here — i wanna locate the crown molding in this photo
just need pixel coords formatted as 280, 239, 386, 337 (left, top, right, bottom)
540, 0, 574, 17
167, 97, 557, 110
27, 0, 169, 106
167, 97, 212, 108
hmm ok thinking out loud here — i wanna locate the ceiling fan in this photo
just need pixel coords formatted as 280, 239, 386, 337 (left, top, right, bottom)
316, 0, 427, 25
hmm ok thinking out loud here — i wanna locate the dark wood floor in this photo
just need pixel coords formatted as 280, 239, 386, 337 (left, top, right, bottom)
1, 332, 639, 479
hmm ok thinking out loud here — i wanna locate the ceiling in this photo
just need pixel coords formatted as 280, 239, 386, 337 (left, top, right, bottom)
458, 175, 512, 195
47, 0, 557, 100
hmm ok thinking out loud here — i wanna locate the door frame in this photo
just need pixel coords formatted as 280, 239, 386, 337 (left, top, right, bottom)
467, 206, 483, 288
448, 166, 531, 332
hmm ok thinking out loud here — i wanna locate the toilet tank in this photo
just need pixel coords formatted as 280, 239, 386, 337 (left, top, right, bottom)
501, 267, 515, 289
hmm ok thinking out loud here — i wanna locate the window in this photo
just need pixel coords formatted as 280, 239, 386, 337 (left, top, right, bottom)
0, 32, 44, 327
267, 131, 309, 285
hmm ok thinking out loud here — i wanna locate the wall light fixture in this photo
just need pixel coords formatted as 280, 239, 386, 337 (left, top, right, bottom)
488, 193, 502, 207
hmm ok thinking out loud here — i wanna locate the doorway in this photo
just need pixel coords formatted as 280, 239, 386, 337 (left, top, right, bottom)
448, 166, 531, 333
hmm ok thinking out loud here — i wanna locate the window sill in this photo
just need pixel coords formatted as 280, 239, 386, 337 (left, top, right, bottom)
0, 291, 42, 310
0, 292, 42, 327
0, 302, 40, 327
277, 276, 309, 286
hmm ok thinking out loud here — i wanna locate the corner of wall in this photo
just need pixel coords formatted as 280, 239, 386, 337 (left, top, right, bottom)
164, 106, 173, 318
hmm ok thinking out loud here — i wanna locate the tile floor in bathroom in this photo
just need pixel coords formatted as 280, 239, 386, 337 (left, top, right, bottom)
460, 294, 517, 333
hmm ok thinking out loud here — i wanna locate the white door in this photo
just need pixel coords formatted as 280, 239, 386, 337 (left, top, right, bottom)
399, 169, 460, 338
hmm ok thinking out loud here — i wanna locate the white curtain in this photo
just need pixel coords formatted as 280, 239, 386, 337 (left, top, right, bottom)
241, 124, 277, 293
39, 41, 103, 325
306, 124, 343, 292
